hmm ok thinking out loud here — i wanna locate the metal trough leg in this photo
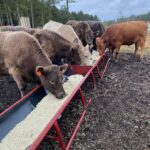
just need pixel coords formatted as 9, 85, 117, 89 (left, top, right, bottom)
94, 55, 111, 80
79, 88, 92, 109
53, 121, 66, 150
79, 88, 86, 108
65, 88, 91, 150
96, 65, 102, 79
100, 56, 111, 79
91, 71, 96, 90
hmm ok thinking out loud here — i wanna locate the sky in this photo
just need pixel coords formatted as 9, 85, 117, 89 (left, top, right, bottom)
57, 0, 150, 21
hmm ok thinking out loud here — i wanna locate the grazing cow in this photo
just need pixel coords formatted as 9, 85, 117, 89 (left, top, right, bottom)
96, 21, 148, 61
0, 27, 82, 65
55, 24, 92, 65
32, 29, 81, 65
96, 37, 105, 55
0, 32, 68, 99
87, 21, 105, 50
44, 21, 92, 65
66, 20, 94, 49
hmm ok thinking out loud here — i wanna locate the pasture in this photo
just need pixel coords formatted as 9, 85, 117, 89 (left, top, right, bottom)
0, 34, 150, 149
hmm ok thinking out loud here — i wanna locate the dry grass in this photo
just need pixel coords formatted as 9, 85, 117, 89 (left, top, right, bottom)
121, 34, 150, 56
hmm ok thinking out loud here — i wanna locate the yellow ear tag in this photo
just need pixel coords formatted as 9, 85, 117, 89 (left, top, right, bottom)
36, 70, 42, 77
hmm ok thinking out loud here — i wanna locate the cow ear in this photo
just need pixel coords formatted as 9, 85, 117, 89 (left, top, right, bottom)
80, 29, 84, 33
34, 32, 41, 39
60, 64, 68, 74
71, 45, 79, 53
73, 38, 79, 44
72, 39, 80, 51
94, 31, 100, 37
36, 66, 45, 77
71, 47, 75, 53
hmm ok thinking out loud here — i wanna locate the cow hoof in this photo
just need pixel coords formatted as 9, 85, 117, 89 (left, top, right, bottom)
115, 61, 118, 64
140, 59, 145, 63
111, 59, 118, 64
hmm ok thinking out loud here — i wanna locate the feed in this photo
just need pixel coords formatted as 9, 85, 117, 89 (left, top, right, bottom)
91, 51, 100, 64
0, 75, 83, 150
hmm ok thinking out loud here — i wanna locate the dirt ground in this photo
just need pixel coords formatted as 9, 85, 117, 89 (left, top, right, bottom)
71, 52, 150, 150
0, 35, 150, 150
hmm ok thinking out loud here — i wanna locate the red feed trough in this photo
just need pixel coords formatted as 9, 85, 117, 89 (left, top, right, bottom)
0, 51, 110, 150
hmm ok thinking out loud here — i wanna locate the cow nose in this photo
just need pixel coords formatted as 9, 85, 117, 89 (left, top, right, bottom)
56, 91, 66, 99
89, 44, 93, 49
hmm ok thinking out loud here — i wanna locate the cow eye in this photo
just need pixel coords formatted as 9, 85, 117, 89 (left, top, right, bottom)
49, 81, 55, 85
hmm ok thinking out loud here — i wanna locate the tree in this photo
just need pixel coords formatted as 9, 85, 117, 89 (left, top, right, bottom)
62, 0, 75, 12
0, 0, 99, 26
29, 0, 34, 27
16, 0, 20, 24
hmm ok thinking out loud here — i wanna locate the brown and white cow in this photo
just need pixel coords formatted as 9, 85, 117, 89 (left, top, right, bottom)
66, 20, 94, 49
0, 31, 68, 99
96, 21, 148, 61
43, 21, 93, 65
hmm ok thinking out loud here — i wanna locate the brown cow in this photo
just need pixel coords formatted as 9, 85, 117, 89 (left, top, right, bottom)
0, 27, 81, 65
66, 20, 94, 49
0, 32, 68, 99
96, 21, 148, 61
32, 29, 81, 65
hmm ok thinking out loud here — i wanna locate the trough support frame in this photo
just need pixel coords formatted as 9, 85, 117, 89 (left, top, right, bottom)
87, 53, 110, 91
65, 88, 91, 150
45, 87, 90, 150
52, 53, 111, 150
53, 121, 66, 150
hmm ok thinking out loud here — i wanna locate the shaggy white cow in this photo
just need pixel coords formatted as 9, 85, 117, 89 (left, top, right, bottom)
43, 21, 92, 65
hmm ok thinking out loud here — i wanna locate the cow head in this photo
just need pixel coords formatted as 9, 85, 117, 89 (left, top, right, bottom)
67, 38, 81, 65
94, 31, 101, 38
80, 45, 92, 65
81, 29, 94, 49
96, 37, 105, 55
36, 64, 68, 99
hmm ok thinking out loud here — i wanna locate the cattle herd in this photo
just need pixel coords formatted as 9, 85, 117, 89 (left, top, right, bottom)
0, 20, 148, 100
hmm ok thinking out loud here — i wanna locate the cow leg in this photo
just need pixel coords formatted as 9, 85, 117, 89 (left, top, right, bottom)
139, 39, 145, 60
9, 68, 26, 97
134, 42, 139, 57
113, 44, 121, 62
114, 49, 120, 62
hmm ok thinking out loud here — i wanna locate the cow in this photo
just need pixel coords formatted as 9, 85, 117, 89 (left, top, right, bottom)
66, 20, 94, 50
43, 21, 92, 65
0, 27, 82, 65
32, 29, 81, 65
57, 25, 92, 64
86, 21, 105, 51
96, 21, 148, 62
0, 31, 68, 99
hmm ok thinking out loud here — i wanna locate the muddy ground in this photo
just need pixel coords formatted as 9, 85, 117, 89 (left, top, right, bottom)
71, 52, 150, 150
0, 51, 150, 150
